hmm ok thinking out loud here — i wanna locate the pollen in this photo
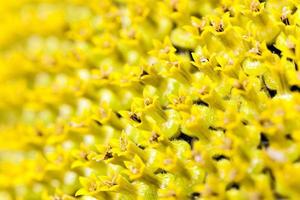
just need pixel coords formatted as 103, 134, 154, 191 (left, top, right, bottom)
1, 0, 300, 199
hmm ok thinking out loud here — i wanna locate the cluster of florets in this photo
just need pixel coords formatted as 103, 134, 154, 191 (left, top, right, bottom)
1, 0, 300, 199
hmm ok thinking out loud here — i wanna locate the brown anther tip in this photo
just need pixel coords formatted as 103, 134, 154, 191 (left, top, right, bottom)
174, 96, 185, 104
215, 22, 224, 32
192, 19, 206, 33
94, 119, 102, 126
171, 0, 179, 12
286, 40, 295, 52
171, 61, 180, 68
199, 86, 209, 95
144, 98, 153, 106
259, 119, 274, 128
233, 81, 244, 90
130, 112, 142, 123
281, 7, 291, 26
36, 130, 43, 137
250, 1, 260, 12
140, 70, 149, 78
222, 5, 230, 13
161, 47, 171, 54
81, 152, 89, 161
128, 29, 136, 39
249, 47, 262, 55
170, 192, 177, 197
200, 57, 209, 63
150, 132, 160, 143
281, 15, 290, 25
103, 179, 117, 187
104, 151, 113, 160
101, 74, 109, 79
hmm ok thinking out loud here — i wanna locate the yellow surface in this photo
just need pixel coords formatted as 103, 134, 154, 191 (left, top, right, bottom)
1, 0, 300, 199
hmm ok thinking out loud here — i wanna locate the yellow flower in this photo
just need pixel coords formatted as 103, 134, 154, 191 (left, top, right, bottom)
2, 0, 300, 199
